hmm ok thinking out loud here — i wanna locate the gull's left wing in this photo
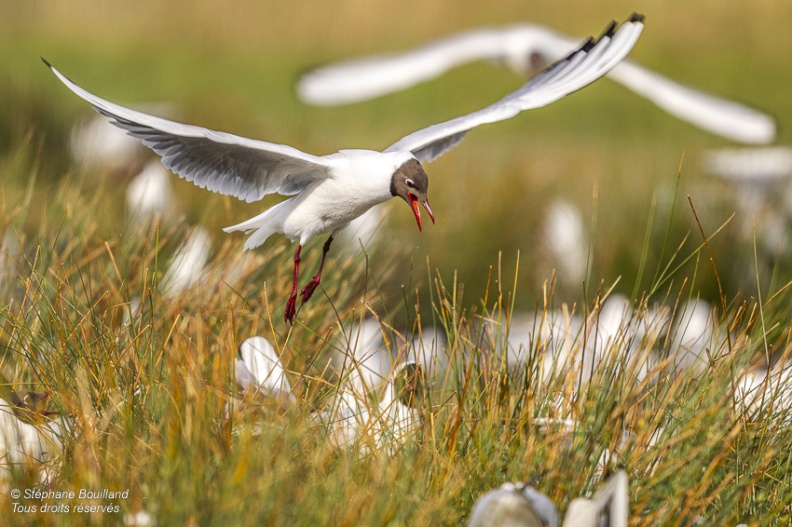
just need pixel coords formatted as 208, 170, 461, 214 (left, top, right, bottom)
296, 25, 561, 106
382, 14, 644, 163
45, 60, 333, 203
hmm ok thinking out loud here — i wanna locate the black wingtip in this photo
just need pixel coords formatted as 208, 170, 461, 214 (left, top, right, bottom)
41, 56, 53, 69
580, 36, 596, 53
629, 12, 646, 24
598, 20, 618, 40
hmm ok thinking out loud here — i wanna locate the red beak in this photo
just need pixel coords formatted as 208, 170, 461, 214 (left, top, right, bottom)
408, 193, 435, 232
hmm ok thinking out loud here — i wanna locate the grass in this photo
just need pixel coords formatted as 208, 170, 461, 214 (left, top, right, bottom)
2, 1, 792, 525
3, 169, 792, 524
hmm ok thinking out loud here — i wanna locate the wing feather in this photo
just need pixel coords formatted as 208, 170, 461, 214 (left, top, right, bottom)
300, 16, 774, 145
385, 15, 645, 162
46, 60, 331, 202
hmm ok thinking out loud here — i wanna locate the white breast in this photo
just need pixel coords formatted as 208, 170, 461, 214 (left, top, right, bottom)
280, 150, 414, 243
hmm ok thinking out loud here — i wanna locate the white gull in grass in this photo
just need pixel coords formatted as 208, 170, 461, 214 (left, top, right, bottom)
234, 336, 296, 407
702, 146, 792, 257
734, 360, 792, 425
562, 470, 629, 527
466, 470, 631, 527
541, 199, 588, 288
225, 327, 423, 455
404, 324, 448, 381
702, 147, 792, 183
70, 113, 145, 172
298, 22, 774, 144
503, 294, 666, 387
160, 228, 212, 297
666, 299, 726, 375
44, 14, 644, 324
0, 397, 66, 486
0, 231, 21, 287
316, 319, 424, 455
228, 336, 297, 422
467, 482, 560, 527
126, 159, 175, 221
317, 360, 424, 456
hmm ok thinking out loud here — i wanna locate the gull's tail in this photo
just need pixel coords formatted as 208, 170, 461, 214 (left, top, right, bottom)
224, 203, 286, 250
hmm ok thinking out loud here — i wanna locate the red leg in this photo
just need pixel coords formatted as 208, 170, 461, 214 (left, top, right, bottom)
300, 235, 334, 303
284, 244, 302, 324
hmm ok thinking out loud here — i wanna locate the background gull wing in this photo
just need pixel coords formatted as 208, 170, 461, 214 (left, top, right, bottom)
296, 25, 559, 106
45, 60, 332, 203
301, 21, 774, 145
606, 61, 775, 144
384, 15, 644, 163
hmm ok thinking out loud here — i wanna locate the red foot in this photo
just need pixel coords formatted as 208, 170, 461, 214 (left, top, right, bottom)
284, 294, 297, 324
300, 280, 320, 303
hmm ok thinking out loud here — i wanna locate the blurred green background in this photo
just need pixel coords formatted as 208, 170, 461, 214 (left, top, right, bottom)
3, 0, 792, 313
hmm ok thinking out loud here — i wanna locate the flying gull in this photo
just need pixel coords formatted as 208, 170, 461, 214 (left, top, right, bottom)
44, 14, 643, 324
297, 20, 773, 144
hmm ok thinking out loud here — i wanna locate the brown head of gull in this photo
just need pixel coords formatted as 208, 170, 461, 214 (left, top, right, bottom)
43, 14, 643, 324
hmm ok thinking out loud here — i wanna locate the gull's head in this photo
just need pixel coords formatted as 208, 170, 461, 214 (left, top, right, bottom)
390, 159, 434, 232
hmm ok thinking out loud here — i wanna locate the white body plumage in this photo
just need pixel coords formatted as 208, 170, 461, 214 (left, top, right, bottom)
225, 149, 412, 248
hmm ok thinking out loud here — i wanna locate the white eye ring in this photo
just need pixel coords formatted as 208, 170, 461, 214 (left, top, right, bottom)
406, 179, 415, 188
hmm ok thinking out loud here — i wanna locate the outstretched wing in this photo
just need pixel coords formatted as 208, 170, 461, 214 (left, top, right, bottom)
606, 61, 775, 144
384, 14, 645, 163
45, 60, 332, 202
299, 20, 774, 145
296, 25, 558, 106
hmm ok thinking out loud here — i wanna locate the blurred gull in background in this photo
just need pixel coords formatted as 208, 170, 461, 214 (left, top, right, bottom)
316, 319, 423, 454
734, 359, 792, 425
504, 294, 665, 387
466, 470, 630, 527
667, 299, 726, 375
404, 323, 448, 381
123, 510, 154, 527
562, 470, 629, 527
702, 147, 792, 183
70, 113, 145, 173
467, 482, 560, 527
702, 146, 792, 257
70, 103, 176, 174
160, 228, 212, 296
126, 159, 175, 221
0, 231, 21, 286
541, 199, 587, 289
234, 336, 296, 408
298, 23, 775, 144
0, 397, 65, 486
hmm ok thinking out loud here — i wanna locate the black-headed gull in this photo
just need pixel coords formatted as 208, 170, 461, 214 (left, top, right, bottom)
467, 482, 559, 527
466, 471, 631, 527
234, 336, 296, 408
298, 21, 774, 144
0, 397, 65, 484
317, 319, 424, 454
44, 14, 643, 324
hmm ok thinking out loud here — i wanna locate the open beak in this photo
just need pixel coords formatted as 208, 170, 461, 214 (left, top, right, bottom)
408, 193, 435, 232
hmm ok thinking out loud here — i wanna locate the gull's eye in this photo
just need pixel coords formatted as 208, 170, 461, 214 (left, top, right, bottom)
406, 179, 416, 189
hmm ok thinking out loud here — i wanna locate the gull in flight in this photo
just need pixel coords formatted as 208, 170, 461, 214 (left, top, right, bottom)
298, 20, 773, 144
44, 14, 643, 324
